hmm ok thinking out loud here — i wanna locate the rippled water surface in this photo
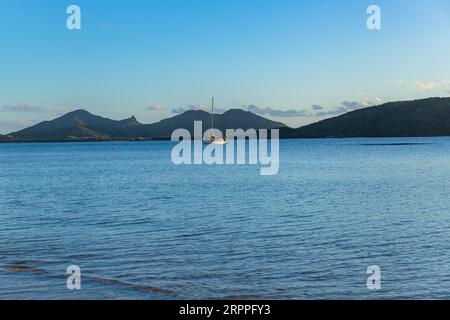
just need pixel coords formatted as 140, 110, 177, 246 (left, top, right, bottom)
1, 138, 450, 299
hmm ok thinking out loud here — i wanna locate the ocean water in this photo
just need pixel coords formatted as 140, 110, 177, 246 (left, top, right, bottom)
1, 138, 450, 300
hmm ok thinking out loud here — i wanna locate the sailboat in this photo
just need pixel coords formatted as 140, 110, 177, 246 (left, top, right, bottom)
205, 97, 227, 144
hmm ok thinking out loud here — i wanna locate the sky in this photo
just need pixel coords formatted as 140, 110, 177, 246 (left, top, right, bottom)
1, 0, 450, 133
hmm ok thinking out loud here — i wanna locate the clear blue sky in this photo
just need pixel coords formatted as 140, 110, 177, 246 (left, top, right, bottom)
1, 0, 450, 133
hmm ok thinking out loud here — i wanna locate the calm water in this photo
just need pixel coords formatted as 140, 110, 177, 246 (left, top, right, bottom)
1, 138, 450, 300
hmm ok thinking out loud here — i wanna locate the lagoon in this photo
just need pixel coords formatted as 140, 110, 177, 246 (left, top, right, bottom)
1, 138, 450, 299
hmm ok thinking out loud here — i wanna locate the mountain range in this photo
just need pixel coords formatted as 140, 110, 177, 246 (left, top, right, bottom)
2, 97, 450, 142
4, 109, 285, 142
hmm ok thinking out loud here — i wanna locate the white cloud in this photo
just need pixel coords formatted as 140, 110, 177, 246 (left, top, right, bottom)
398, 80, 450, 92
415, 81, 442, 91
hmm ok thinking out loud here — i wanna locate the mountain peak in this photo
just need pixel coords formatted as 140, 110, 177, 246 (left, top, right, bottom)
5, 97, 450, 141
223, 109, 251, 115
67, 109, 92, 116
7, 106, 287, 141
120, 115, 141, 126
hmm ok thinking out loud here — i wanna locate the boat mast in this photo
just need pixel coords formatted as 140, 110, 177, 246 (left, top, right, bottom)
211, 97, 214, 131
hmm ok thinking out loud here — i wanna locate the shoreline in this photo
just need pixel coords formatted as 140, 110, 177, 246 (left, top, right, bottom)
1, 135, 450, 144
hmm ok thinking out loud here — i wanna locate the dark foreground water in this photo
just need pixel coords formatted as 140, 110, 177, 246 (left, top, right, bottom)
1, 138, 450, 300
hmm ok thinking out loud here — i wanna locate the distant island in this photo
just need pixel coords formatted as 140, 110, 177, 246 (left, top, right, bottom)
1, 109, 285, 142
1, 97, 450, 142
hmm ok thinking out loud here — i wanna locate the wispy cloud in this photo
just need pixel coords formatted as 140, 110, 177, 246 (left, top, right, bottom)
0, 104, 70, 133
171, 104, 311, 117
398, 80, 450, 93
415, 81, 442, 91
312, 104, 324, 111
314, 98, 382, 117
342, 99, 382, 110
0, 119, 34, 134
171, 104, 227, 114
145, 104, 165, 111
170, 99, 382, 119
244, 105, 311, 117
315, 106, 348, 117
0, 104, 68, 114
0, 104, 47, 113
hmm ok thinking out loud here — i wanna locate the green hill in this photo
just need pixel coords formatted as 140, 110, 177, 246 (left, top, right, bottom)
281, 97, 450, 138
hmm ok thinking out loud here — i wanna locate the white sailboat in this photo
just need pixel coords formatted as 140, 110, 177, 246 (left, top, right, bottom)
205, 97, 227, 144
